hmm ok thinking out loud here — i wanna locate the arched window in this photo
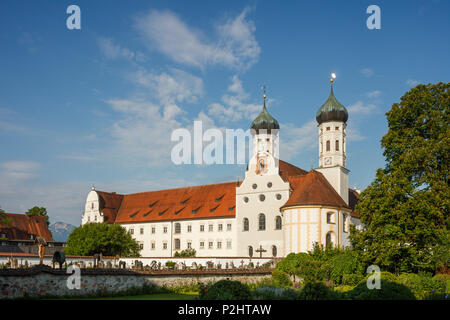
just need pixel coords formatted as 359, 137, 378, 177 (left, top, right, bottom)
174, 223, 181, 234
326, 140, 330, 151
275, 216, 282, 230
335, 140, 339, 151
248, 246, 253, 257
243, 218, 249, 231
326, 232, 334, 248
174, 238, 181, 250
343, 214, 348, 233
272, 245, 277, 257
258, 214, 266, 231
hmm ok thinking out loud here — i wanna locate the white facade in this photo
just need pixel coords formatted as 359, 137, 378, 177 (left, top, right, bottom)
81, 189, 103, 225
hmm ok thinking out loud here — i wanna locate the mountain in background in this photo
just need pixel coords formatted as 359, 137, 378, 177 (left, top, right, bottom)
49, 222, 77, 242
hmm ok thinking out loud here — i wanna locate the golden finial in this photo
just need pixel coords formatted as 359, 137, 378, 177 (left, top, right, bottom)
330, 73, 336, 83
262, 83, 267, 100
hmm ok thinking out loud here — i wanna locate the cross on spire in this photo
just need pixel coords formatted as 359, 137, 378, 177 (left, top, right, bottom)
261, 83, 267, 108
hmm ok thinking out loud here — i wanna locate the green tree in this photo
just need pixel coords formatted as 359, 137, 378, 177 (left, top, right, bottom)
64, 223, 140, 257
0, 207, 11, 226
350, 82, 449, 274
26, 206, 50, 226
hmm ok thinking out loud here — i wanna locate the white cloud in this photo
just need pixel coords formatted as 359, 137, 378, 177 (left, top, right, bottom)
207, 75, 261, 123
97, 37, 145, 62
347, 101, 378, 115
134, 8, 260, 70
360, 68, 374, 78
367, 90, 381, 98
406, 79, 419, 86
1, 161, 40, 173
279, 120, 317, 160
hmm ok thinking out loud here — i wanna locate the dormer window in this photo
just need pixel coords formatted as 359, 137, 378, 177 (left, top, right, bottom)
215, 194, 224, 202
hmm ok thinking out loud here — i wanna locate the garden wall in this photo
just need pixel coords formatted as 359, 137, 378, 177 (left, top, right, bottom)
0, 265, 272, 299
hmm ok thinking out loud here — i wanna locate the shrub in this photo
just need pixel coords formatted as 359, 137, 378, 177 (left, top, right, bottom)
347, 279, 415, 300
342, 273, 364, 286
200, 280, 252, 300
432, 274, 450, 294
165, 261, 176, 269
397, 273, 445, 300
325, 250, 364, 285
297, 282, 339, 300
174, 248, 196, 257
272, 269, 292, 288
253, 286, 297, 300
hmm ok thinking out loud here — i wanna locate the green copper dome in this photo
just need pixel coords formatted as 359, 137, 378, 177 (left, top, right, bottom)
251, 101, 280, 133
316, 86, 348, 124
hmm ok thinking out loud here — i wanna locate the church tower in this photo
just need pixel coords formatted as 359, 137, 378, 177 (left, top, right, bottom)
247, 89, 280, 176
315, 74, 350, 204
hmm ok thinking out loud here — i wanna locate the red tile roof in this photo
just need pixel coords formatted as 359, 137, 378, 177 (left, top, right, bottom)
94, 161, 358, 224
96, 191, 124, 223
282, 170, 351, 210
348, 189, 361, 218
278, 159, 308, 181
0, 213, 53, 242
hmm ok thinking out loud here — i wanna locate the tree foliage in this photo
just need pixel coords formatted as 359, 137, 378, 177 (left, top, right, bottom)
174, 248, 196, 257
26, 206, 50, 226
350, 82, 449, 274
0, 207, 10, 226
64, 223, 140, 257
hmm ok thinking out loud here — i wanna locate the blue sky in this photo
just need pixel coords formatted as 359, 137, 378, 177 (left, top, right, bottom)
0, 0, 449, 225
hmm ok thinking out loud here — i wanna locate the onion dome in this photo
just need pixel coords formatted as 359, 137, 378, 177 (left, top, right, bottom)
251, 93, 280, 133
316, 83, 348, 125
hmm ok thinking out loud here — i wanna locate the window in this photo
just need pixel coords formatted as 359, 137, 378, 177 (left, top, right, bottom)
174, 223, 181, 234
187, 241, 192, 249
227, 223, 232, 231
275, 216, 282, 230
151, 242, 155, 250
327, 212, 335, 224
259, 194, 265, 201
87, 216, 90, 222
343, 214, 348, 233
326, 232, 334, 247
163, 242, 168, 250
243, 218, 249, 231
267, 182, 272, 188
209, 224, 213, 232
252, 183, 257, 189
336, 140, 339, 151
139, 243, 144, 250
326, 140, 330, 151
276, 194, 282, 200
140, 227, 144, 235
130, 228, 134, 235
151, 226, 155, 234
217, 241, 222, 249
200, 225, 205, 232
174, 238, 181, 250
243, 196, 249, 203
335, 126, 339, 130
272, 245, 277, 257
200, 241, 205, 249
326, 127, 330, 131
91, 202, 94, 210
248, 246, 253, 257
227, 241, 232, 249
208, 241, 213, 249
94, 215, 97, 221
163, 226, 168, 233
218, 224, 223, 231
187, 225, 192, 233
258, 214, 266, 231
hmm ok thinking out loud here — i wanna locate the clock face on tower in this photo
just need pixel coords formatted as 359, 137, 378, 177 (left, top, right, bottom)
325, 157, 332, 166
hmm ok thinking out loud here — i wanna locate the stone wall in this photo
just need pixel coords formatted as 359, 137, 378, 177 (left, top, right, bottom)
0, 265, 272, 299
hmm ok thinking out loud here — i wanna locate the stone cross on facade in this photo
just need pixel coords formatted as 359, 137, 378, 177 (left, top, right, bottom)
255, 245, 267, 258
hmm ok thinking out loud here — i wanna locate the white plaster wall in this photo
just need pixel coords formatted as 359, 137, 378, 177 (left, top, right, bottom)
81, 190, 103, 225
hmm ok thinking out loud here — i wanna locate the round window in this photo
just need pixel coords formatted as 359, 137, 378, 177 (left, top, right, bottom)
276, 194, 282, 200
259, 194, 265, 202
252, 183, 257, 189
244, 197, 249, 203
267, 182, 272, 188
